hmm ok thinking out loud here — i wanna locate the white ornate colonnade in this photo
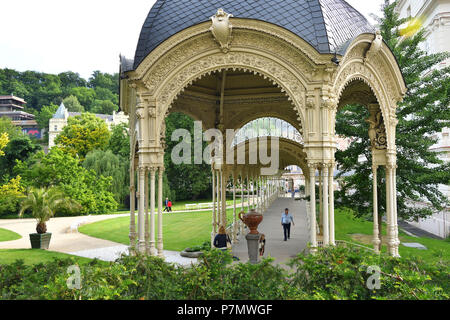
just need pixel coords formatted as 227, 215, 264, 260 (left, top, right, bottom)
120, 8, 407, 257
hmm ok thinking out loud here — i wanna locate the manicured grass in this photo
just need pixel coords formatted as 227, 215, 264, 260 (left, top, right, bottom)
79, 208, 238, 251
334, 208, 450, 264
0, 228, 21, 242
167, 198, 243, 212
0, 249, 95, 265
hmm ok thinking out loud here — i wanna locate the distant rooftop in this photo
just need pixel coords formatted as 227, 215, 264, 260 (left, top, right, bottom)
0, 95, 27, 105
53, 102, 68, 119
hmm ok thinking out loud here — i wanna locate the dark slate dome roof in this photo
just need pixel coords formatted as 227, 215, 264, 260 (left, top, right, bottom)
133, 0, 374, 69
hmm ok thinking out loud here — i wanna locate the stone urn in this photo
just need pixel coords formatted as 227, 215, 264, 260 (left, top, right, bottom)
239, 209, 263, 234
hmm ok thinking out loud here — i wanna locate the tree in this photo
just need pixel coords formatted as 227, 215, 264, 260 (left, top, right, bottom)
0, 132, 8, 156
0, 176, 25, 217
335, 1, 450, 223
35, 103, 59, 131
62, 95, 84, 113
164, 113, 211, 201
54, 112, 110, 159
91, 99, 118, 115
69, 86, 96, 112
0, 68, 119, 113
0, 117, 23, 140
83, 149, 129, 207
19, 187, 79, 234
89, 71, 119, 93
0, 135, 41, 183
58, 71, 87, 93
108, 123, 130, 159
15, 147, 118, 215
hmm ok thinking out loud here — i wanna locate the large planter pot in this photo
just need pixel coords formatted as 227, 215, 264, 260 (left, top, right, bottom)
239, 209, 263, 234
29, 233, 52, 250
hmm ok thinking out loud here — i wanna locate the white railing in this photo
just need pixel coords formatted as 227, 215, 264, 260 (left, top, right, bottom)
185, 202, 214, 210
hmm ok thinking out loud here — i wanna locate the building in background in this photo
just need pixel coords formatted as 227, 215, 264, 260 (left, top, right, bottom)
396, 0, 450, 238
0, 95, 42, 139
48, 102, 129, 148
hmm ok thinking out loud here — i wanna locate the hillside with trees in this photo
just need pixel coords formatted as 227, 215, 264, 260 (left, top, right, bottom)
0, 69, 212, 216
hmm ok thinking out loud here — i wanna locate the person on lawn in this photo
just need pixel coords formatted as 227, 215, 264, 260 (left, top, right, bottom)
164, 197, 170, 212
168, 200, 172, 212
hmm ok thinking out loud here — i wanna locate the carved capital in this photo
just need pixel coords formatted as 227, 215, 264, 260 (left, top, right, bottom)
148, 106, 156, 118
321, 97, 338, 110
136, 108, 145, 120
307, 162, 319, 170
306, 97, 315, 109
147, 166, 157, 174
138, 166, 147, 174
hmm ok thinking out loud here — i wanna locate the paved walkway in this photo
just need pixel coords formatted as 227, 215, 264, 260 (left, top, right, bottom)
232, 197, 309, 265
398, 220, 443, 239
0, 201, 252, 266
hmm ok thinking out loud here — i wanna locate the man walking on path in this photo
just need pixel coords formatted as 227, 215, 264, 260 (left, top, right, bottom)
281, 208, 295, 241
168, 200, 172, 212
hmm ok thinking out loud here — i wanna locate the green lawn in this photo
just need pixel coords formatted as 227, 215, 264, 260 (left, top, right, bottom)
168, 198, 243, 212
79, 208, 239, 251
0, 249, 95, 265
0, 228, 21, 242
334, 208, 450, 264
80, 204, 449, 264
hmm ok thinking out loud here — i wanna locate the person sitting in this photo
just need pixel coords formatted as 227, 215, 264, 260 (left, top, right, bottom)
213, 226, 231, 251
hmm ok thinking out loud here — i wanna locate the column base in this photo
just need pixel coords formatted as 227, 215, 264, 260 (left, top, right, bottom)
149, 244, 157, 256
138, 241, 146, 254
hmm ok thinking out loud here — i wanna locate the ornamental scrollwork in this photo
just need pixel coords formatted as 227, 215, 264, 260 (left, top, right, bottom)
366, 110, 387, 150
155, 51, 306, 125
210, 8, 233, 53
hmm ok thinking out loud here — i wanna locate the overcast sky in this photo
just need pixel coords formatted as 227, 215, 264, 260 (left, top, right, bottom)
0, 0, 385, 80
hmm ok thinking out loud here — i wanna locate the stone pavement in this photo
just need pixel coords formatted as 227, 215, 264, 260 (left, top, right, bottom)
0, 202, 251, 266
0, 214, 129, 252
69, 245, 198, 266
232, 197, 309, 265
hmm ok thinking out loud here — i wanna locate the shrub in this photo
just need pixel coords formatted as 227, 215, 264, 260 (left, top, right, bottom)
287, 246, 449, 300
0, 246, 447, 300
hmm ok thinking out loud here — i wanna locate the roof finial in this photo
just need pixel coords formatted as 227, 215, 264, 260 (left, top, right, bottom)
210, 8, 233, 53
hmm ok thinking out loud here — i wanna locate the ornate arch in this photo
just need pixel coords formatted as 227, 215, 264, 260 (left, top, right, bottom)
127, 21, 333, 142
229, 112, 302, 134
154, 53, 306, 135
332, 34, 407, 151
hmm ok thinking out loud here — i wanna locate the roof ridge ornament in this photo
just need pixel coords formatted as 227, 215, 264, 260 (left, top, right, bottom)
210, 8, 233, 53
364, 30, 383, 64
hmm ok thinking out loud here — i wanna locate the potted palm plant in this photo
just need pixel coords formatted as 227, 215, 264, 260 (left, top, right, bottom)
19, 187, 79, 250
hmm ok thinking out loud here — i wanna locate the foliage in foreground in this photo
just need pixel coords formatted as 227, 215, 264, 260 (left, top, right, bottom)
0, 246, 447, 300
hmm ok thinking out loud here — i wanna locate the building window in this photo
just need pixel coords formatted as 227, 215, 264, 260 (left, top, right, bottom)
54, 125, 58, 131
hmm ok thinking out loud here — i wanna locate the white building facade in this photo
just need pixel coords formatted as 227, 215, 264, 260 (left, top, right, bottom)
48, 103, 129, 148
396, 0, 450, 238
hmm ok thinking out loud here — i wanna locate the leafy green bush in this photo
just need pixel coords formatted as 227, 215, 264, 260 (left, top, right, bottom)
288, 246, 449, 300
0, 246, 447, 300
